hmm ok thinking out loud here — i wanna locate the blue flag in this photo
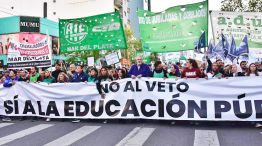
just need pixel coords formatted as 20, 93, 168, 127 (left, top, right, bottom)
194, 31, 206, 53
207, 39, 215, 58
213, 40, 225, 59
236, 35, 249, 56
227, 36, 237, 62
222, 34, 230, 58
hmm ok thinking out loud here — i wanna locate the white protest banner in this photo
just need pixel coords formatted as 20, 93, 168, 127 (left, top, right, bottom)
7, 33, 52, 69
1, 77, 262, 121
87, 57, 95, 67
210, 11, 262, 48
105, 52, 119, 65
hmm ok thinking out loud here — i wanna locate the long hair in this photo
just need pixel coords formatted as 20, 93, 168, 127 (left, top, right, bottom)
99, 67, 109, 77
118, 69, 127, 79
188, 59, 199, 69
57, 72, 69, 82
246, 63, 259, 76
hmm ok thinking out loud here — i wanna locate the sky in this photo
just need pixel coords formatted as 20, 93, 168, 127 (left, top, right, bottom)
0, 0, 222, 18
0, 0, 222, 40
151, 0, 222, 12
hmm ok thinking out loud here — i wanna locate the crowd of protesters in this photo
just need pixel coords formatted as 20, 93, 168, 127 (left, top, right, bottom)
1, 56, 262, 127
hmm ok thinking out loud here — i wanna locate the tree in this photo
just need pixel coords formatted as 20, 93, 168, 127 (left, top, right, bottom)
66, 50, 103, 65
221, 0, 245, 12
248, 0, 262, 12
124, 27, 142, 62
221, 0, 262, 12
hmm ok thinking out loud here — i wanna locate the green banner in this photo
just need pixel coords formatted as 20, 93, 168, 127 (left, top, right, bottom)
59, 12, 127, 53
138, 1, 208, 53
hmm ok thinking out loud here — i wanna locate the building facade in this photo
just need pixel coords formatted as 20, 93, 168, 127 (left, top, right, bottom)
0, 0, 114, 22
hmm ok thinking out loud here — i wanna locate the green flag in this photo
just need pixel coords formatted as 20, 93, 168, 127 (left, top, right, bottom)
59, 12, 127, 53
138, 1, 208, 53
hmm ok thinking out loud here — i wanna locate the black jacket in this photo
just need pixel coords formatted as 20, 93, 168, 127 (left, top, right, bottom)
96, 76, 114, 94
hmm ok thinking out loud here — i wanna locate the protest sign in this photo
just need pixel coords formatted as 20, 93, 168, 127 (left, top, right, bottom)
6, 33, 52, 69
105, 52, 119, 65
1, 77, 262, 121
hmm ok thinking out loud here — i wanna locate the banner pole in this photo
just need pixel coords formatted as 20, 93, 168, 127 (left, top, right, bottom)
209, 10, 216, 45
46, 29, 53, 72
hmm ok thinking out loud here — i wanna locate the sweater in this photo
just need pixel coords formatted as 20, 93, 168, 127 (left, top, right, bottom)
128, 64, 152, 77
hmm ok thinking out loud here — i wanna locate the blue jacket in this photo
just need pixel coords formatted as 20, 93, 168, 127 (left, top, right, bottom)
71, 71, 88, 82
3, 76, 19, 87
128, 64, 152, 77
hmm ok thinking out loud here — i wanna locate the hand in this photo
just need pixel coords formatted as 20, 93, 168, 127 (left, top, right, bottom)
204, 76, 208, 80
137, 75, 142, 78
12, 81, 16, 85
26, 80, 30, 83
196, 77, 199, 80
175, 77, 179, 81
163, 77, 167, 80
131, 75, 136, 79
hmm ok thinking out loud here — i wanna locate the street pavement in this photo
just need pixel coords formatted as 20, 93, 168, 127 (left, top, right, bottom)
0, 119, 261, 146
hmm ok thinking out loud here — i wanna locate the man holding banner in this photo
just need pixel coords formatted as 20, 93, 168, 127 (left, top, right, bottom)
128, 56, 152, 79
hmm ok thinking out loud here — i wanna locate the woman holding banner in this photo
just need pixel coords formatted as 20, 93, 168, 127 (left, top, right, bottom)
182, 59, 202, 79
116, 68, 127, 80
57, 72, 69, 83
87, 68, 98, 82
96, 67, 114, 98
